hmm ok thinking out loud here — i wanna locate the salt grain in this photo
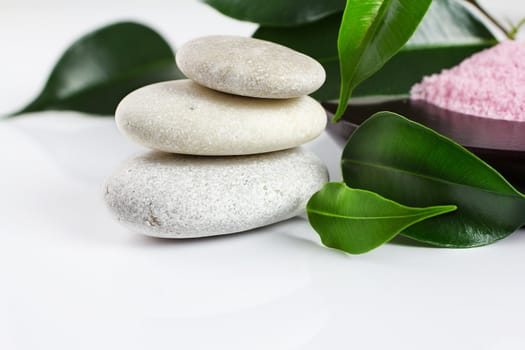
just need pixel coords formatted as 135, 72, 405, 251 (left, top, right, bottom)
410, 40, 525, 121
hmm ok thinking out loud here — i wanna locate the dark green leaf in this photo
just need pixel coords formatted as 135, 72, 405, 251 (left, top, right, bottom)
333, 0, 432, 121
254, 13, 341, 101
10, 22, 183, 117
202, 0, 345, 27
255, 0, 495, 101
342, 112, 525, 248
307, 182, 456, 254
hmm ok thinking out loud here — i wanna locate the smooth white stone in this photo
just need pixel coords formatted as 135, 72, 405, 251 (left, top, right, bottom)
115, 80, 327, 155
176, 35, 326, 98
104, 148, 329, 238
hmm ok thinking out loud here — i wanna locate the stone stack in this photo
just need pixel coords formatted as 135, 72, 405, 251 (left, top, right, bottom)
104, 35, 329, 238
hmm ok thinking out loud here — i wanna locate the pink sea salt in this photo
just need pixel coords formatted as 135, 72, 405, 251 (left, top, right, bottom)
410, 40, 525, 121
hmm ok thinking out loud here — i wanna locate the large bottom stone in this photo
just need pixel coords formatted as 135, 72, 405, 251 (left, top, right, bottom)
104, 148, 328, 238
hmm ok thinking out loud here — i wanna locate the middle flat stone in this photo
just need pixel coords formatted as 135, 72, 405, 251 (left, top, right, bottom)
115, 80, 327, 156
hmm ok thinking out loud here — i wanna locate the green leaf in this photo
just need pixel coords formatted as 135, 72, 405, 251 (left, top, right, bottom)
353, 0, 497, 97
255, 0, 494, 102
254, 13, 341, 101
333, 0, 432, 121
10, 22, 183, 117
342, 112, 525, 248
202, 0, 345, 27
307, 182, 456, 254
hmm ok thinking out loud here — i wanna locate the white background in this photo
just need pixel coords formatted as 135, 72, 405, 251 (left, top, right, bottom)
1, 1, 525, 349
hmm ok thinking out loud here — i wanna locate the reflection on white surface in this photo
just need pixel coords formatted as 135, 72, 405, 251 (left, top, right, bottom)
2, 0, 525, 348
1, 113, 525, 349
0, 113, 335, 349
5, 112, 144, 183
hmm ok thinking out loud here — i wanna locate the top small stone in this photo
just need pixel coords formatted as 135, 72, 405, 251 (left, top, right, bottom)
176, 35, 326, 99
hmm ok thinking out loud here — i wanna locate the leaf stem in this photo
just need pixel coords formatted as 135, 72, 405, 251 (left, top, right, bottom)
465, 0, 512, 39
508, 17, 525, 39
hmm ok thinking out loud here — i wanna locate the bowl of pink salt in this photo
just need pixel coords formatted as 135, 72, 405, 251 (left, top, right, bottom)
325, 40, 525, 190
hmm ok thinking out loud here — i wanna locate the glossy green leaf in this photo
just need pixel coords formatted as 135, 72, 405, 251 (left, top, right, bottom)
333, 0, 432, 121
202, 0, 345, 27
10, 22, 183, 117
307, 182, 456, 254
342, 112, 525, 247
255, 0, 495, 102
353, 0, 497, 97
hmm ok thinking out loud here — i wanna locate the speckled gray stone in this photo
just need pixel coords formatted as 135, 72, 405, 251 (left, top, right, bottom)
115, 80, 327, 156
176, 35, 326, 99
104, 148, 328, 238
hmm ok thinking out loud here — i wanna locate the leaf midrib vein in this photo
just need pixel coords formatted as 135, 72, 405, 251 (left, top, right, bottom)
308, 208, 442, 220
342, 158, 523, 199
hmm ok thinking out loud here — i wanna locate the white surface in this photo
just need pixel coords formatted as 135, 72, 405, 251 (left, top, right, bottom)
1, 1, 525, 349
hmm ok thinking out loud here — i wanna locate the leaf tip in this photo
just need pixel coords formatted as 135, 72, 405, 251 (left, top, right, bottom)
2, 109, 24, 119
442, 204, 458, 214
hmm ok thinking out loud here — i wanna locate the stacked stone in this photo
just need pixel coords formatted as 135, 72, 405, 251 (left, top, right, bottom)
104, 36, 329, 238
